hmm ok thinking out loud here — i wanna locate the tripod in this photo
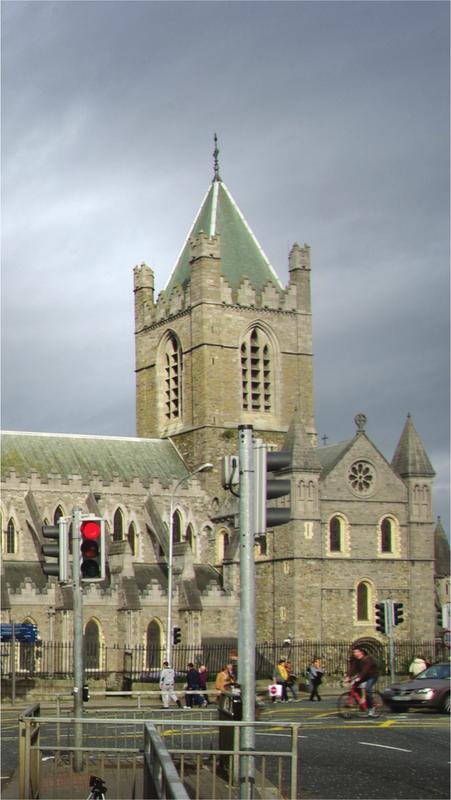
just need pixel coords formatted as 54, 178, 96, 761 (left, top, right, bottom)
86, 775, 107, 800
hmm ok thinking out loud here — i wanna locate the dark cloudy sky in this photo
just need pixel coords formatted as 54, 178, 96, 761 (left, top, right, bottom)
2, 1, 449, 532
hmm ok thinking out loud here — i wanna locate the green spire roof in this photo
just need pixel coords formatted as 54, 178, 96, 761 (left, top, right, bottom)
391, 414, 435, 478
164, 178, 283, 296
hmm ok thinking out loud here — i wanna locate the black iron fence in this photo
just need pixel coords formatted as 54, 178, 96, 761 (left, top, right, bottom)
0, 638, 447, 681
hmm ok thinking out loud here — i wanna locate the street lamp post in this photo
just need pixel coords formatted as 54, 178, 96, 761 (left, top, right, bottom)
166, 462, 213, 663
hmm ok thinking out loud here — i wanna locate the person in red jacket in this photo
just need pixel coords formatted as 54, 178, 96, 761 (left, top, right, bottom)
350, 647, 379, 717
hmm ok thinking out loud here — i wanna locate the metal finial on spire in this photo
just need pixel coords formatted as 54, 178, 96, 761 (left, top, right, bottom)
213, 133, 221, 182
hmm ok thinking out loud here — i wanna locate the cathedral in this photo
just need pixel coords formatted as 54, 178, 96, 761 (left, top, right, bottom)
1, 147, 448, 658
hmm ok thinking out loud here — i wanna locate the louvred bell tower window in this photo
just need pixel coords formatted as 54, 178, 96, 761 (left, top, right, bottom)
241, 327, 273, 412
164, 333, 182, 420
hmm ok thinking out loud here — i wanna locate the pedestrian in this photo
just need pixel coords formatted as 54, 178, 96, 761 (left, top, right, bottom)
349, 647, 379, 717
285, 660, 298, 700
307, 658, 324, 701
215, 663, 236, 702
159, 660, 182, 709
409, 655, 427, 677
185, 662, 201, 708
274, 658, 289, 702
198, 664, 210, 706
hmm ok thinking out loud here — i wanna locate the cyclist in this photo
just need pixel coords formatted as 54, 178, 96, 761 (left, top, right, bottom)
348, 647, 379, 717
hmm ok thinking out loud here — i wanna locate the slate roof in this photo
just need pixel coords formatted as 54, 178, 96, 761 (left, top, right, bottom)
391, 414, 435, 478
315, 439, 354, 478
1, 431, 188, 487
194, 565, 224, 593
164, 177, 283, 296
134, 564, 168, 593
3, 563, 49, 594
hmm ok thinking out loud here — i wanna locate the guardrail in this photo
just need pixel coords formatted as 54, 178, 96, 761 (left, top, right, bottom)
19, 700, 300, 799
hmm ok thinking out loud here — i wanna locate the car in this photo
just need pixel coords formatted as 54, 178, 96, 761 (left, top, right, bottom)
382, 662, 450, 714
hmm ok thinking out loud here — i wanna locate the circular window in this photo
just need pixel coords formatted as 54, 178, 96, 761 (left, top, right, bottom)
348, 461, 375, 495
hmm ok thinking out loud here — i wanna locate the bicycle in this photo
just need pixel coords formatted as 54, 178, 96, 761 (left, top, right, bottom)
337, 678, 384, 719
86, 775, 107, 800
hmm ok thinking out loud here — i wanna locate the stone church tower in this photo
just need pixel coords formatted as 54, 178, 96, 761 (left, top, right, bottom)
134, 145, 316, 478
133, 144, 441, 644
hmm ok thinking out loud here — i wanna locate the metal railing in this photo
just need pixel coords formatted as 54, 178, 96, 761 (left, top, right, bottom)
19, 698, 300, 799
2, 638, 446, 682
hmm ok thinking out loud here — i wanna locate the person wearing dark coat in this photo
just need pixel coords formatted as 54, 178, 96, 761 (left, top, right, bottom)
185, 662, 201, 708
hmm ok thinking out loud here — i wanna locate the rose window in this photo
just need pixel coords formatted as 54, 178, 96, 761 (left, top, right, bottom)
348, 461, 375, 495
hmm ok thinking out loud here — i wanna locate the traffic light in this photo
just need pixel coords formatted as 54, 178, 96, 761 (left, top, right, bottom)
254, 443, 291, 535
41, 518, 69, 581
393, 602, 404, 626
173, 626, 181, 645
82, 684, 90, 702
375, 601, 387, 633
80, 516, 106, 581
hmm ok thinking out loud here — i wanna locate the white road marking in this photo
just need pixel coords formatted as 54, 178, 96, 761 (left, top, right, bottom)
255, 732, 308, 739
359, 741, 411, 752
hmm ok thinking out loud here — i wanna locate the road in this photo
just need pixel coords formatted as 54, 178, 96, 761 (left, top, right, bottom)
1, 696, 449, 799
259, 698, 450, 799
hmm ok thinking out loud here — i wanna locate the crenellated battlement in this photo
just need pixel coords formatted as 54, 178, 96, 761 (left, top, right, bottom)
134, 241, 311, 330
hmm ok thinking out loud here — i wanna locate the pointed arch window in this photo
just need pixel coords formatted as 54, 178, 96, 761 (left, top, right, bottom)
216, 529, 230, 562
164, 333, 183, 420
85, 619, 101, 671
146, 620, 161, 669
113, 508, 124, 541
186, 523, 195, 553
6, 518, 16, 554
54, 506, 64, 524
357, 582, 370, 621
172, 510, 182, 545
241, 327, 273, 412
128, 523, 137, 555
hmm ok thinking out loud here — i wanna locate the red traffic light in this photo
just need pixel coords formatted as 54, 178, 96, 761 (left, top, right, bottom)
80, 520, 101, 540
80, 517, 105, 581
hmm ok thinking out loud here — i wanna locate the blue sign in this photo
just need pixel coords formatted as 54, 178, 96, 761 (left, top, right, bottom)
0, 623, 38, 643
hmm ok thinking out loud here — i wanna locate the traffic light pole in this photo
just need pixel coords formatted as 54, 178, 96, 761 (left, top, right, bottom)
238, 425, 255, 799
387, 600, 395, 682
72, 506, 84, 772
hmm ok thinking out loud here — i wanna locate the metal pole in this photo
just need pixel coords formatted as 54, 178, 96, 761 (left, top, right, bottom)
387, 600, 395, 682
72, 506, 84, 771
11, 622, 16, 706
166, 495, 174, 664
238, 424, 255, 799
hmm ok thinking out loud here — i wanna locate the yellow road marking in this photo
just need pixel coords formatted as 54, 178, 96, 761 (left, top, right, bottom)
380, 719, 396, 727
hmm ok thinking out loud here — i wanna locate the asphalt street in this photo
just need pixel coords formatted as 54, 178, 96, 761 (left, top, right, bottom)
259, 699, 450, 799
1, 695, 449, 799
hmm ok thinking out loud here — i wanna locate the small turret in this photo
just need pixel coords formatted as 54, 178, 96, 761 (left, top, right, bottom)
134, 263, 155, 332
288, 242, 311, 312
392, 414, 435, 478
392, 414, 435, 527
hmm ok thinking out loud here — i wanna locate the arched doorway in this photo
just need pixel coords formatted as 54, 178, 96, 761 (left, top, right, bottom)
350, 637, 386, 674
85, 619, 102, 671
146, 620, 162, 669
